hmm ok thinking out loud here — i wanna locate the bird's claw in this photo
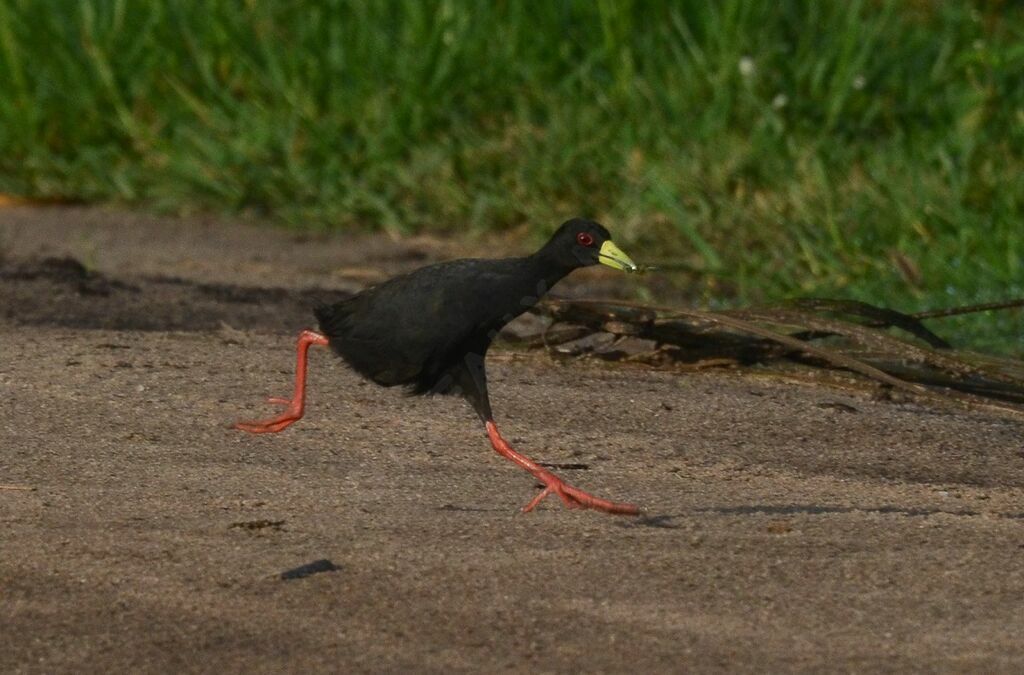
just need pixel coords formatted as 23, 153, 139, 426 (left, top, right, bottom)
522, 471, 639, 516
233, 397, 302, 433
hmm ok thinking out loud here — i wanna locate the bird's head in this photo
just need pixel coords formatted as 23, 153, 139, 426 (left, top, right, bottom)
543, 218, 638, 272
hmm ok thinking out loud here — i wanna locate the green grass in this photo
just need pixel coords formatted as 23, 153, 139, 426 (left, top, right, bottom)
0, 0, 1021, 353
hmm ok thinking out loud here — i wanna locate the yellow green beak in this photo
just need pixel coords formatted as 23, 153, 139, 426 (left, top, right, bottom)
598, 240, 639, 273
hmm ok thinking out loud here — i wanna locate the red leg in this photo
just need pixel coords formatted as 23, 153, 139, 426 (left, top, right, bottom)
234, 329, 329, 433
485, 421, 639, 516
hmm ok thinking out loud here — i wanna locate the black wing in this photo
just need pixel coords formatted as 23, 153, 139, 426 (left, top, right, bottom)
316, 258, 542, 387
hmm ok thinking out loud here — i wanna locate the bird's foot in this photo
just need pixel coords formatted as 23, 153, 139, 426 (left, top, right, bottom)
523, 469, 640, 516
485, 420, 639, 516
232, 329, 327, 434
233, 396, 303, 433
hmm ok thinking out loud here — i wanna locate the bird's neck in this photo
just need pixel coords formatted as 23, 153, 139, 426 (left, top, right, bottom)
525, 251, 576, 291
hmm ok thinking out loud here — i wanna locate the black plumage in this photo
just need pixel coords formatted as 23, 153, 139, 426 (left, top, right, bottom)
235, 218, 640, 515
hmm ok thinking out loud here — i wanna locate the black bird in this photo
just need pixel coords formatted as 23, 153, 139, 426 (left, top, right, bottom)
234, 218, 640, 515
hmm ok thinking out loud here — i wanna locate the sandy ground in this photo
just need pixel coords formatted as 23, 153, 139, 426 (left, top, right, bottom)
2, 207, 1024, 674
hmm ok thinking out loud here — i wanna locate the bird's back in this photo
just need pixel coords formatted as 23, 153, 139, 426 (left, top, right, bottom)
315, 257, 548, 390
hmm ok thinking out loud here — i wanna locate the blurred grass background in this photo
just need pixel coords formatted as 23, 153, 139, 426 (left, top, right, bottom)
0, 0, 1021, 352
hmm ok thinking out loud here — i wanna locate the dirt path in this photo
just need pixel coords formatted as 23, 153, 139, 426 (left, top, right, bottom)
2, 207, 1023, 673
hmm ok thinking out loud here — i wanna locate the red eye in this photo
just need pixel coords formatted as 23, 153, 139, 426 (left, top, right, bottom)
576, 232, 594, 247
